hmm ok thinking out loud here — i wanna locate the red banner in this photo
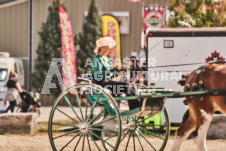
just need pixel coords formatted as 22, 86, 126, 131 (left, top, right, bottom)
59, 6, 77, 92
143, 6, 168, 31
127, 0, 143, 2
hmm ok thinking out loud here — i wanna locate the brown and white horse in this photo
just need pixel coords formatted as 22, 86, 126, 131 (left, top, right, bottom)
171, 63, 226, 151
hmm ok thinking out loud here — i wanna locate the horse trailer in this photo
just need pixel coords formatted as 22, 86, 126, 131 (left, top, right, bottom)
146, 28, 226, 125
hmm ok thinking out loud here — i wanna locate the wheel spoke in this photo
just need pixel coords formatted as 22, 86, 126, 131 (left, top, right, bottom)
104, 133, 117, 142
87, 131, 101, 151
64, 96, 82, 122
90, 127, 118, 134
89, 130, 114, 149
85, 92, 90, 121
138, 126, 164, 140
53, 129, 80, 140
73, 133, 83, 151
133, 132, 136, 151
86, 133, 91, 151
60, 132, 81, 151
52, 122, 77, 127
74, 89, 85, 121
125, 131, 132, 151
88, 103, 110, 124
121, 129, 130, 142
135, 131, 144, 151
90, 116, 116, 127
86, 94, 101, 122
137, 129, 157, 151
81, 133, 85, 151
56, 107, 78, 124
139, 123, 166, 127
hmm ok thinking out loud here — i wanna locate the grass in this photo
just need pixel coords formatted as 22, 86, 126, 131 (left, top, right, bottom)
36, 122, 48, 134
37, 118, 78, 135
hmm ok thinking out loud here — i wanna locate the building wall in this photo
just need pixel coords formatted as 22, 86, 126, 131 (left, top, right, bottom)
0, 0, 29, 89
0, 1, 28, 57
0, 0, 172, 90
33, 0, 173, 64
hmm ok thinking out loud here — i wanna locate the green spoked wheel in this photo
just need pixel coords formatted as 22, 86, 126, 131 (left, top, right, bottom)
48, 83, 122, 151
118, 108, 169, 151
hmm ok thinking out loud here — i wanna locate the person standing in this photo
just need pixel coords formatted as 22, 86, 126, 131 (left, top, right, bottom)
4, 72, 22, 113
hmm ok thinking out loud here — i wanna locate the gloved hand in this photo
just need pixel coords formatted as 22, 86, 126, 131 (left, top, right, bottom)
109, 66, 120, 72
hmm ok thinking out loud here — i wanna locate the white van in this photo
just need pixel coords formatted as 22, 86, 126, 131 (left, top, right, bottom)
146, 28, 226, 125
0, 52, 24, 113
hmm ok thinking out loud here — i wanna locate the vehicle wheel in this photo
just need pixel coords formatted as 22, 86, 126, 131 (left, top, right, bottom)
118, 108, 170, 151
48, 83, 121, 151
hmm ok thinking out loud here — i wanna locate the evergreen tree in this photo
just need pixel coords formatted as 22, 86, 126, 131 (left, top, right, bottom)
75, 0, 102, 76
167, 0, 226, 27
32, 1, 66, 94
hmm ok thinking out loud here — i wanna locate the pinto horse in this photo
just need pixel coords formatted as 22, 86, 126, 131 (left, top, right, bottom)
171, 63, 226, 151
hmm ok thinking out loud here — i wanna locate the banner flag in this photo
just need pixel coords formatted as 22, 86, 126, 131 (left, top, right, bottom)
59, 6, 77, 92
127, 0, 143, 2
102, 15, 121, 67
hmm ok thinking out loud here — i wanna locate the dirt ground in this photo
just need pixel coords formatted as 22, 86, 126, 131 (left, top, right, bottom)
1, 107, 225, 151
0, 134, 225, 151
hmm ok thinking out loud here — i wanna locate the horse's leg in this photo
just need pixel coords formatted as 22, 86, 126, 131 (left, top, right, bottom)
171, 108, 196, 151
191, 97, 215, 151
214, 96, 226, 114
192, 109, 213, 151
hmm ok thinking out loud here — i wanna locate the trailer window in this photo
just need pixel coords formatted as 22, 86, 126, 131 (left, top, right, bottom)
0, 69, 8, 82
164, 40, 174, 48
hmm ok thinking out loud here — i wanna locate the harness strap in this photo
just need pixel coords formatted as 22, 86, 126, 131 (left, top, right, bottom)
198, 65, 207, 90
192, 73, 199, 91
186, 70, 197, 91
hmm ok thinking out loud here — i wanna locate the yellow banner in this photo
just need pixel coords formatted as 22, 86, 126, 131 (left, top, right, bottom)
102, 15, 121, 67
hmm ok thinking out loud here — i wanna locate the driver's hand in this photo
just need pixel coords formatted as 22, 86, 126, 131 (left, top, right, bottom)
110, 66, 119, 72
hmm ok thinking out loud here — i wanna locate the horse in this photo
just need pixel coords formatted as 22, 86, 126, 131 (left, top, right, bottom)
171, 62, 226, 151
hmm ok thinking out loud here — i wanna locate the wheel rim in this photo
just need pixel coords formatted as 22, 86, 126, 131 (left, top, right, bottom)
118, 108, 169, 151
48, 84, 121, 151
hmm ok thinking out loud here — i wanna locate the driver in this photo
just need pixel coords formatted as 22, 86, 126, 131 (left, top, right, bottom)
92, 37, 139, 110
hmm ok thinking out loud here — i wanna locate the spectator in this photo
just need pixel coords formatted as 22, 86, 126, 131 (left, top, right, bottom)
4, 72, 22, 113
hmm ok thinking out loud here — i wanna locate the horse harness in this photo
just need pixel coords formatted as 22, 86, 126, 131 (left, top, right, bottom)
183, 61, 226, 105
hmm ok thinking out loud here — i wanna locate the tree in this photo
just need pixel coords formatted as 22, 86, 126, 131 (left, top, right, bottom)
32, 1, 66, 95
167, 0, 226, 27
75, 0, 102, 76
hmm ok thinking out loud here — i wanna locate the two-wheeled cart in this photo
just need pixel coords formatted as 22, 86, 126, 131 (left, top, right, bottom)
48, 81, 226, 151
